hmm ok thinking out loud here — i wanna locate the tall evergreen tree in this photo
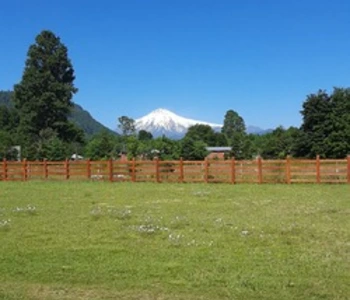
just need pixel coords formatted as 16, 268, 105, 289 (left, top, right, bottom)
0, 91, 14, 107
13, 30, 82, 157
221, 110, 246, 138
0, 105, 19, 133
221, 109, 249, 159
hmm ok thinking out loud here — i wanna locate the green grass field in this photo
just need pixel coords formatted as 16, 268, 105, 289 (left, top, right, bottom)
0, 182, 349, 300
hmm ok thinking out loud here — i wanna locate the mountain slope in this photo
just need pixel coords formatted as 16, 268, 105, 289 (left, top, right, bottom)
69, 104, 116, 137
0, 91, 115, 137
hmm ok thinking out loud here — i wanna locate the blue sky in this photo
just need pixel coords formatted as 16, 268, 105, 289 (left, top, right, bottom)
1, 0, 350, 130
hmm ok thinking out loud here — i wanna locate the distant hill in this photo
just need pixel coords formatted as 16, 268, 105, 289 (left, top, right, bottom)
246, 125, 273, 135
0, 91, 115, 137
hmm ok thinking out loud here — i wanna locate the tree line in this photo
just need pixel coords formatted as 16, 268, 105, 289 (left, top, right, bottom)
0, 30, 349, 161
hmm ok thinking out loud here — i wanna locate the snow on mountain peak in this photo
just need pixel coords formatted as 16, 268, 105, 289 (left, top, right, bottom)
135, 108, 222, 138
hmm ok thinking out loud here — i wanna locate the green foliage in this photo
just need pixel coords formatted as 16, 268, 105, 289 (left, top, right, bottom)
126, 135, 140, 159
324, 88, 350, 158
185, 124, 227, 147
180, 138, 208, 160
138, 129, 153, 141
132, 136, 181, 160
0, 91, 14, 107
151, 136, 181, 160
213, 131, 228, 146
229, 132, 252, 159
0, 131, 17, 160
8, 128, 70, 161
0, 94, 20, 159
297, 88, 350, 158
252, 126, 300, 159
0, 105, 19, 133
85, 130, 118, 160
43, 136, 68, 161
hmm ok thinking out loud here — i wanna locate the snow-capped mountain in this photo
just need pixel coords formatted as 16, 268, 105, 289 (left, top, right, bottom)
134, 108, 270, 138
135, 108, 222, 139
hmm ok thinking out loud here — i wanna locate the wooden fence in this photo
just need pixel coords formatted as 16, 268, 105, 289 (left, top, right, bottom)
0, 156, 349, 184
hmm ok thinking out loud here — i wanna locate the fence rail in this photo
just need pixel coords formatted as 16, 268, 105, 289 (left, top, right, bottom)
0, 156, 349, 184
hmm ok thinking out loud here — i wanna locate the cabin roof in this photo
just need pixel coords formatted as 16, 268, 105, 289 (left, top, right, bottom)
205, 147, 231, 152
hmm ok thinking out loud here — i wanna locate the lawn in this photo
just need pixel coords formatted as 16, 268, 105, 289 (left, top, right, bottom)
0, 182, 349, 299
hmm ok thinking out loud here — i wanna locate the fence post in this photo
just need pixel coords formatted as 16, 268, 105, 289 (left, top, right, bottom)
3, 159, 7, 181
23, 159, 28, 181
132, 158, 136, 182
155, 158, 160, 183
65, 159, 69, 180
231, 157, 236, 184
347, 155, 350, 184
179, 157, 184, 183
257, 156, 263, 184
87, 159, 91, 179
43, 159, 48, 179
286, 155, 291, 184
108, 159, 113, 182
316, 155, 321, 184
204, 158, 209, 183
